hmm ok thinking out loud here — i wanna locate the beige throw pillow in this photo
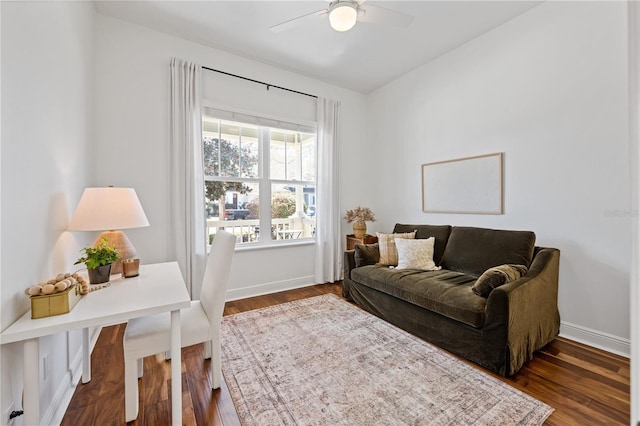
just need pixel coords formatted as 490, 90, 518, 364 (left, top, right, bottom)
376, 231, 416, 266
395, 237, 441, 271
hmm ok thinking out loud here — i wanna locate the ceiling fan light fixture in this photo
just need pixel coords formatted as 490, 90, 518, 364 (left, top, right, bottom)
329, 1, 358, 32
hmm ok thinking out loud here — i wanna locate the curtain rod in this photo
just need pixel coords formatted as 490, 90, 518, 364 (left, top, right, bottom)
202, 66, 318, 99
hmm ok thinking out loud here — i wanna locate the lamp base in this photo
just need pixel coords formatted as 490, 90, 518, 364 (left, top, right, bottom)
94, 230, 137, 275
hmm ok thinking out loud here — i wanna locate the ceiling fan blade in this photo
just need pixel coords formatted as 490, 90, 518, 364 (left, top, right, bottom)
358, 4, 413, 28
270, 8, 328, 33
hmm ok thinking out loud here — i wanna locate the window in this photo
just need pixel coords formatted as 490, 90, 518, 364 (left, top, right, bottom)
202, 107, 316, 246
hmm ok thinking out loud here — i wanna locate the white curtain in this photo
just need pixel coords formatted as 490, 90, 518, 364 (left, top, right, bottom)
314, 98, 342, 283
169, 58, 207, 298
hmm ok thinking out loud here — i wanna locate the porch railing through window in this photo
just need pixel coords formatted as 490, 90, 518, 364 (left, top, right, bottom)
206, 217, 316, 245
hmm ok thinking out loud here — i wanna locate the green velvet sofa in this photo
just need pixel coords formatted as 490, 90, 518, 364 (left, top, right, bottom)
343, 224, 560, 376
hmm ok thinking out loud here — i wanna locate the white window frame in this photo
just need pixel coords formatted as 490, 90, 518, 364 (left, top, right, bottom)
202, 101, 317, 248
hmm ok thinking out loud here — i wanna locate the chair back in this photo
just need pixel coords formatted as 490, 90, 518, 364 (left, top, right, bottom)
199, 230, 236, 334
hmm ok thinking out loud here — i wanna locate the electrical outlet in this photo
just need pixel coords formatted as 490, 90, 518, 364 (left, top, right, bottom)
4, 401, 14, 425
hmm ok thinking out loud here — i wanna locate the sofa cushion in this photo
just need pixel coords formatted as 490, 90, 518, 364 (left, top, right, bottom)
354, 243, 379, 267
395, 238, 440, 271
440, 227, 536, 277
351, 266, 486, 328
393, 224, 452, 266
376, 231, 416, 266
472, 264, 528, 297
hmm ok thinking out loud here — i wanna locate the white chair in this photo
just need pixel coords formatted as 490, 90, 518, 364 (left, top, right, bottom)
123, 230, 236, 422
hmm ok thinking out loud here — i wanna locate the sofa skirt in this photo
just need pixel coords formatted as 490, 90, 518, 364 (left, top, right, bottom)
344, 278, 513, 376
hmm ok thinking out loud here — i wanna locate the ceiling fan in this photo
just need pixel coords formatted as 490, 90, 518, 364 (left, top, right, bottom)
270, 0, 414, 33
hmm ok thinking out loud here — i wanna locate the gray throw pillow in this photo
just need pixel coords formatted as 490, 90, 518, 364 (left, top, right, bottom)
354, 243, 379, 267
472, 264, 528, 297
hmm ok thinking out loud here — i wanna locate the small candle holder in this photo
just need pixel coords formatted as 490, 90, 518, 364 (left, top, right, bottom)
122, 258, 140, 278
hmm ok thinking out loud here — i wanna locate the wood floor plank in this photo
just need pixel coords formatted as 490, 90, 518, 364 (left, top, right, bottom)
578, 376, 629, 413
215, 380, 242, 426
61, 282, 630, 425
619, 365, 631, 379
181, 372, 197, 426
587, 398, 630, 424
553, 351, 629, 386
552, 337, 628, 364
544, 338, 628, 373
143, 400, 169, 426
185, 349, 222, 426
520, 356, 629, 418
535, 351, 629, 395
509, 365, 626, 425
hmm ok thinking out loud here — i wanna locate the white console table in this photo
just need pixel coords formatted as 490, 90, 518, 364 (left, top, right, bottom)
0, 262, 190, 425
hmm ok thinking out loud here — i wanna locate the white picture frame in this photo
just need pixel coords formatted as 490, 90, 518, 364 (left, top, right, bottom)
421, 152, 503, 214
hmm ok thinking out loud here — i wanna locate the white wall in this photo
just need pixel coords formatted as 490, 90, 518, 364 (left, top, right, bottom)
93, 15, 367, 299
1, 1, 95, 424
366, 1, 630, 353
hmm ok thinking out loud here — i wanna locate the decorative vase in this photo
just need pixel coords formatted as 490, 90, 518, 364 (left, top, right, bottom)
353, 221, 367, 239
87, 263, 112, 284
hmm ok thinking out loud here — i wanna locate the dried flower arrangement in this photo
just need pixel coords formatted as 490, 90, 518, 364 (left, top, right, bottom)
344, 206, 376, 224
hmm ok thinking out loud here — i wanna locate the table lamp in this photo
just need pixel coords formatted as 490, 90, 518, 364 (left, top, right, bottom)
68, 187, 150, 274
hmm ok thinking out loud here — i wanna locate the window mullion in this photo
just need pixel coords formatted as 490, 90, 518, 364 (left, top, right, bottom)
297, 132, 302, 181
238, 125, 243, 178
258, 127, 272, 241
216, 119, 221, 176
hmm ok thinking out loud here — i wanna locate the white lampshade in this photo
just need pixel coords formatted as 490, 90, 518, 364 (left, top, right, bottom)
69, 187, 149, 275
329, 2, 357, 32
69, 187, 149, 231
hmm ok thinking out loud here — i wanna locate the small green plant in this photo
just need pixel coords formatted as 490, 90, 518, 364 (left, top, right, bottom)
74, 238, 119, 269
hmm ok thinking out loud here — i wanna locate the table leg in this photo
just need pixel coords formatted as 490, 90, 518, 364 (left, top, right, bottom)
82, 327, 91, 383
170, 309, 182, 426
24, 338, 39, 425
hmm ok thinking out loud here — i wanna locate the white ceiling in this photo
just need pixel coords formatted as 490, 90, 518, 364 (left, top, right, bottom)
95, 1, 542, 94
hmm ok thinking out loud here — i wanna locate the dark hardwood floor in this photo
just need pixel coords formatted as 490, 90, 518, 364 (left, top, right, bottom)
61, 282, 629, 425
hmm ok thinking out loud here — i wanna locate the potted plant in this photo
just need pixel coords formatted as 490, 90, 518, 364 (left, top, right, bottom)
74, 238, 119, 284
344, 206, 376, 239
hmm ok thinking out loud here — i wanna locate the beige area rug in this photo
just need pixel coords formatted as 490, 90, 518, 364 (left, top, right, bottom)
221, 294, 553, 425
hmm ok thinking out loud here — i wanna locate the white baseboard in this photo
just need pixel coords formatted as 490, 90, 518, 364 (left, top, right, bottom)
42, 327, 102, 426
227, 276, 316, 301
560, 321, 630, 358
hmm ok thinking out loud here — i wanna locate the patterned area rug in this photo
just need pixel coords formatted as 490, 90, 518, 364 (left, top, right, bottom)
221, 294, 553, 425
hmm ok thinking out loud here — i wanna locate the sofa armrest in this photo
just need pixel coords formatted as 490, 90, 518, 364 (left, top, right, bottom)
343, 250, 357, 299
485, 247, 560, 375
344, 250, 356, 279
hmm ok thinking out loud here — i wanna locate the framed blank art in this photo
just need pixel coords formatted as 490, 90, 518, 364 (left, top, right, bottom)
422, 152, 503, 214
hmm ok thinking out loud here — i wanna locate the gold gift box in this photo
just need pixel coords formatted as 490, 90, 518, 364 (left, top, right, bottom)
31, 285, 82, 319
